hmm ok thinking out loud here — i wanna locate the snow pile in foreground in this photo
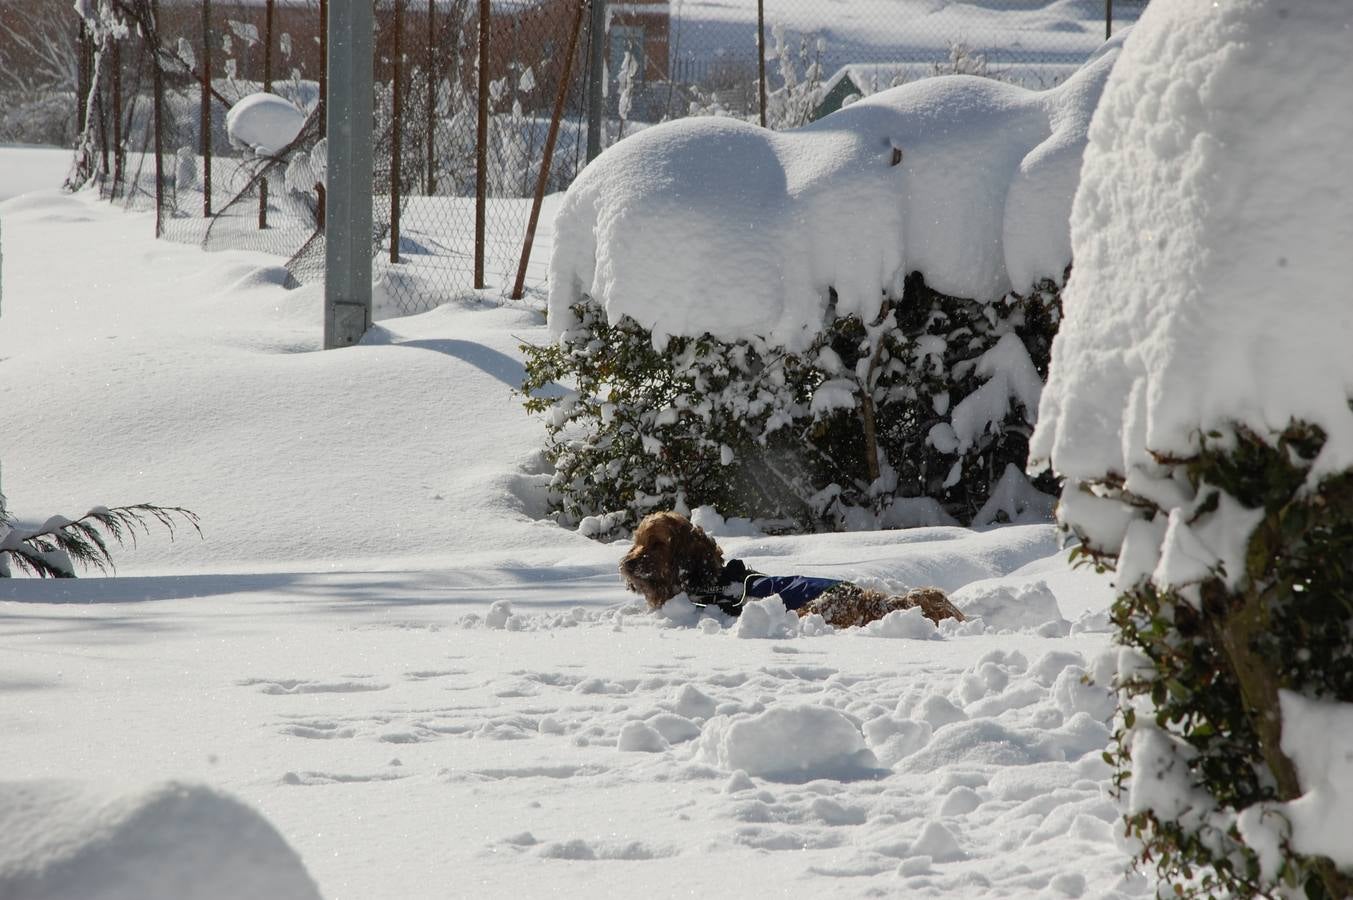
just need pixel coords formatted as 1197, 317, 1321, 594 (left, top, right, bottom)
549, 32, 1125, 349
226, 93, 306, 156
0, 780, 321, 900
697, 705, 881, 781
1031, 0, 1353, 488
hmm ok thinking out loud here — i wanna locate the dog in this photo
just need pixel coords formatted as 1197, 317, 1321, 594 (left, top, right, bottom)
619, 511, 965, 629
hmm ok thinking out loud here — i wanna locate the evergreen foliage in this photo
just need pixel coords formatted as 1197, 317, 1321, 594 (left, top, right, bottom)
522, 272, 1061, 539
1072, 423, 1353, 898
0, 497, 201, 577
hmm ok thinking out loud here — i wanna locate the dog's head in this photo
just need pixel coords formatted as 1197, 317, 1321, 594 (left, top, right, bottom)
619, 511, 724, 609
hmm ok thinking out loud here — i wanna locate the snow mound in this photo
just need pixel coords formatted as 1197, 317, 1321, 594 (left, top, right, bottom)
549, 32, 1125, 350
862, 605, 940, 640
697, 705, 881, 782
617, 721, 669, 753
952, 578, 1065, 632
225, 93, 306, 156
1031, 1, 1353, 487
0, 780, 321, 900
732, 596, 801, 640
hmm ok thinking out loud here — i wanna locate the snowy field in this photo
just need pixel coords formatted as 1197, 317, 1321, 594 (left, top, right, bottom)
672, 0, 1143, 76
1, 147, 1146, 900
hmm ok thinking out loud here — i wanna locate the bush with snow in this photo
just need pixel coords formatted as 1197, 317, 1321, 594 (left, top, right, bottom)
528, 35, 1126, 538
1029, 2, 1353, 896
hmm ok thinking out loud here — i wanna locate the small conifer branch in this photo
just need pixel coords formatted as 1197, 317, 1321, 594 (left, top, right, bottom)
0, 504, 201, 578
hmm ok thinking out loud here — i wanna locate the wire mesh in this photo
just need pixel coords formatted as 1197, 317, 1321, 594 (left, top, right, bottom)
59, 0, 1149, 319
664, 0, 1150, 125
153, 1, 328, 266
373, 0, 593, 315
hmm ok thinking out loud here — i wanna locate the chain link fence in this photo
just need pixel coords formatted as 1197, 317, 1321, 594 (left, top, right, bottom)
38, 0, 1146, 317
662, 0, 1147, 126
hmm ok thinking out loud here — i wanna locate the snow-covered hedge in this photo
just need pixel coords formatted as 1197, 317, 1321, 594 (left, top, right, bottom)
525, 273, 1060, 536
531, 34, 1126, 537
1029, 2, 1353, 896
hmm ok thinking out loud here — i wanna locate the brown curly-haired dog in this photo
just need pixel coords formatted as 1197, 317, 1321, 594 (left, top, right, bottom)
619, 511, 965, 629
619, 511, 725, 610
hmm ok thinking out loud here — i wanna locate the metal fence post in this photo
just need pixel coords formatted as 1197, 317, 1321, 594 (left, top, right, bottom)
112, 37, 123, 195
259, 0, 275, 229
423, 0, 436, 195
390, 0, 404, 264
324, 0, 374, 349
201, 0, 212, 217
756, 0, 766, 127
151, 0, 165, 237
585, 0, 604, 162
76, 22, 90, 135
474, 0, 489, 289
511, 0, 587, 299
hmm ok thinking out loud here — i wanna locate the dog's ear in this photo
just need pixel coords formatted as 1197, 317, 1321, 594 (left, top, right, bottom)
672, 517, 723, 593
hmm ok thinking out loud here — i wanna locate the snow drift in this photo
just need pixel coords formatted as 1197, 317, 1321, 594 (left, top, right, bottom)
0, 780, 321, 900
549, 32, 1126, 350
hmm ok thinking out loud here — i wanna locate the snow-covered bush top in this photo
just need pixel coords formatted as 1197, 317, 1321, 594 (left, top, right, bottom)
225, 93, 306, 157
1031, 0, 1353, 493
548, 32, 1126, 351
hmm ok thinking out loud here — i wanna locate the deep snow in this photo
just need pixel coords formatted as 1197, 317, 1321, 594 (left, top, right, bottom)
2, 151, 1147, 897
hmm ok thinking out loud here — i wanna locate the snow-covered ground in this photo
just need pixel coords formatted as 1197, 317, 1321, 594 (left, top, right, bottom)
672, 0, 1142, 77
0, 144, 1148, 897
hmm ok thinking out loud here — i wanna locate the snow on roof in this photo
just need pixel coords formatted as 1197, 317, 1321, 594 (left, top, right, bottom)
819, 63, 931, 100
548, 30, 1126, 351
1031, 0, 1353, 485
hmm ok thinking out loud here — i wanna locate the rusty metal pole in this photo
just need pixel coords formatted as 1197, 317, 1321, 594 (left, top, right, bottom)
259, 0, 274, 229
152, 0, 166, 236
756, 0, 766, 127
201, 0, 213, 216
423, 0, 436, 195
510, 0, 586, 300
474, 0, 489, 289
318, 0, 327, 110
112, 37, 123, 195
390, 0, 403, 264
585, 0, 604, 162
76, 23, 89, 135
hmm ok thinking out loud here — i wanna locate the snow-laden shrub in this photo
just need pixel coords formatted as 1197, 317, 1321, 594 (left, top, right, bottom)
1030, 2, 1353, 896
535, 35, 1128, 539
1084, 426, 1353, 898
522, 271, 1059, 538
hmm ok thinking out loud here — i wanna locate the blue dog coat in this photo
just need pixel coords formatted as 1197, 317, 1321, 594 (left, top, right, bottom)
691, 558, 843, 616
740, 574, 844, 611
